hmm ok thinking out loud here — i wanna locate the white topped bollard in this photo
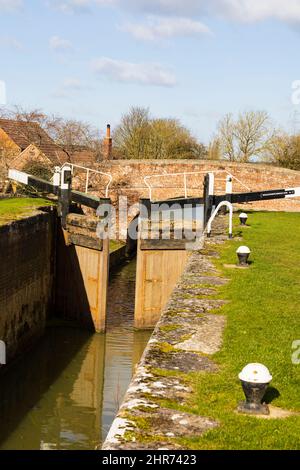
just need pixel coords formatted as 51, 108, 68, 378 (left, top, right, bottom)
236, 246, 251, 267
238, 363, 273, 415
239, 212, 248, 226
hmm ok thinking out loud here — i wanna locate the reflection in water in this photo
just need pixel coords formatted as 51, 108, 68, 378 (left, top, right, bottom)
102, 260, 150, 439
0, 259, 151, 450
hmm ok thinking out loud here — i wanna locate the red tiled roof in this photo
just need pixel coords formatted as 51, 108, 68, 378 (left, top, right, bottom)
63, 145, 97, 166
0, 119, 68, 165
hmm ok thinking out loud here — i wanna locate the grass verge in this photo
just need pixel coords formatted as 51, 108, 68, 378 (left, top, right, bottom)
176, 212, 300, 450
0, 197, 53, 225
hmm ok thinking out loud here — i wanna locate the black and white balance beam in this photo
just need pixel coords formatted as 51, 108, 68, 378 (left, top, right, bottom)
8, 169, 110, 210
214, 186, 300, 206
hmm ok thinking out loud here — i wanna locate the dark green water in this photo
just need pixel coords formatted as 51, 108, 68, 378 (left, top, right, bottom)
0, 260, 151, 450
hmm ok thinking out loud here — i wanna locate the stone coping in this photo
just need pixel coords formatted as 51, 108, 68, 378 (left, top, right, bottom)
102, 218, 229, 450
97, 160, 300, 176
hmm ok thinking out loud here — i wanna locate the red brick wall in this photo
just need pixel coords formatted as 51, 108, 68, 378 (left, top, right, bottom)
93, 160, 300, 212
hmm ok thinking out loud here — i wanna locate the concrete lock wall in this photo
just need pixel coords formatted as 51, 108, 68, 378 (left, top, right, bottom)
0, 211, 56, 364
0, 209, 112, 364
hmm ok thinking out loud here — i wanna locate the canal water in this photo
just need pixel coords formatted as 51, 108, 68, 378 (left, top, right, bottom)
0, 259, 151, 450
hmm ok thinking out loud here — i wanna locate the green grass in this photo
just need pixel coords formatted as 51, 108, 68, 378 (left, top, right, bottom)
109, 239, 126, 253
175, 212, 300, 450
0, 197, 53, 225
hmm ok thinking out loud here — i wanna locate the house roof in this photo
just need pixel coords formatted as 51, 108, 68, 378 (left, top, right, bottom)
0, 118, 68, 165
66, 146, 97, 166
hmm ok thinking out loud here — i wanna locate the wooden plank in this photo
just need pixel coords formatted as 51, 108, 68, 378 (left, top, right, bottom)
140, 238, 195, 250
68, 233, 103, 251
66, 213, 99, 230
55, 227, 109, 332
134, 241, 189, 329
74, 238, 109, 332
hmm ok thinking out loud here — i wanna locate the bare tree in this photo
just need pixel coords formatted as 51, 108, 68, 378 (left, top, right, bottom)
0, 106, 103, 161
234, 111, 272, 162
217, 114, 236, 161
113, 107, 151, 160
267, 132, 300, 170
207, 137, 222, 161
0, 134, 17, 189
217, 110, 273, 162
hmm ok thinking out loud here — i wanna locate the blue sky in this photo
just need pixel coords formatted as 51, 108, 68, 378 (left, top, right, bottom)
0, 0, 300, 143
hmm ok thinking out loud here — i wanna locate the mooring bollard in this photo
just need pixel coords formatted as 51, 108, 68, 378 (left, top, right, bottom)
236, 246, 251, 266
239, 212, 248, 226
237, 363, 272, 415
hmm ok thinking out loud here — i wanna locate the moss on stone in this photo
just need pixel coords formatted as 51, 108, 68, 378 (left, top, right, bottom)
178, 333, 192, 343
159, 324, 181, 333
156, 342, 177, 354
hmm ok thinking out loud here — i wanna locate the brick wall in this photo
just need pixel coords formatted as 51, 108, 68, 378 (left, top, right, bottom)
0, 211, 55, 364
11, 144, 53, 170
94, 160, 300, 212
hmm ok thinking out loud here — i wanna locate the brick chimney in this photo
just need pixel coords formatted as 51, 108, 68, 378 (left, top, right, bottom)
103, 124, 112, 160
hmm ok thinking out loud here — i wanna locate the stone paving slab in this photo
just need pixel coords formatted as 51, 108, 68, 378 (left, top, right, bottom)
175, 314, 226, 354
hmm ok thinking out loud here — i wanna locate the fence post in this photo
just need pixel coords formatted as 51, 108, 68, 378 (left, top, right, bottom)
203, 172, 214, 227
184, 173, 188, 199
226, 175, 233, 205
220, 174, 233, 215
59, 165, 72, 228
86, 169, 90, 194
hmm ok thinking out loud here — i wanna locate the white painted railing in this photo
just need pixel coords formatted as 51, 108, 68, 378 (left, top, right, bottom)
144, 170, 251, 201
144, 170, 209, 201
214, 173, 251, 193
60, 163, 112, 197
206, 201, 234, 239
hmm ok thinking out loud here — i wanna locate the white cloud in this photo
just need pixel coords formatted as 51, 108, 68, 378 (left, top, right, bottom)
52, 0, 300, 24
52, 78, 85, 98
0, 36, 23, 49
49, 35, 73, 52
53, 0, 114, 14
124, 0, 300, 23
123, 0, 206, 16
62, 78, 83, 89
214, 0, 300, 23
52, 0, 201, 15
0, 0, 22, 12
92, 57, 176, 87
121, 16, 212, 42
